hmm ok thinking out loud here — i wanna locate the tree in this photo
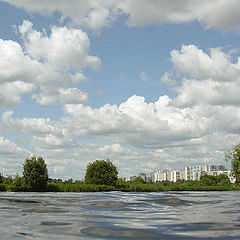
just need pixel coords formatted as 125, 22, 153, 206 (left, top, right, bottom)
22, 156, 48, 191
131, 176, 146, 184
85, 160, 118, 186
225, 144, 240, 183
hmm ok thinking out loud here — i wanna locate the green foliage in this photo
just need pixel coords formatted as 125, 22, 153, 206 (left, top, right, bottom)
9, 175, 24, 192
64, 178, 73, 184
123, 182, 163, 192
48, 178, 63, 184
225, 144, 240, 183
199, 175, 217, 186
22, 156, 48, 192
47, 183, 60, 192
85, 160, 118, 186
3, 176, 13, 185
0, 184, 6, 191
131, 177, 146, 184
47, 182, 117, 192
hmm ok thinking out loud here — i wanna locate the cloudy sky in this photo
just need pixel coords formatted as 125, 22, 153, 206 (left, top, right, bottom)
1, 0, 240, 180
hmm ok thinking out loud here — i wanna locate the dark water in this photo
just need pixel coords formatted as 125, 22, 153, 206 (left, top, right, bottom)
0, 191, 240, 239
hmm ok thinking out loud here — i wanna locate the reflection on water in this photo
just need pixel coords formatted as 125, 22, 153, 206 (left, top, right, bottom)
0, 191, 240, 239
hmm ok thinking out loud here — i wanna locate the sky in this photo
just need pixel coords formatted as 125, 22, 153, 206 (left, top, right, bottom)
1, 0, 240, 180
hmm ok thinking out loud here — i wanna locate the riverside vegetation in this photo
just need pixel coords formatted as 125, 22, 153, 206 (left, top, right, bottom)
0, 143, 240, 192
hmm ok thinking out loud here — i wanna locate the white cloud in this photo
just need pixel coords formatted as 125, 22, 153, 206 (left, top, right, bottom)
59, 88, 88, 104
19, 20, 100, 74
160, 72, 176, 86
1, 0, 121, 30
61, 95, 210, 148
174, 79, 240, 107
0, 135, 31, 175
0, 136, 29, 157
1, 111, 62, 135
2, 0, 240, 32
0, 81, 34, 108
170, 45, 240, 82
119, 0, 240, 31
0, 39, 43, 84
0, 20, 100, 108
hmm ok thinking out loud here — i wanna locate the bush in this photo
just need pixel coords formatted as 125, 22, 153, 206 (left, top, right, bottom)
85, 160, 118, 186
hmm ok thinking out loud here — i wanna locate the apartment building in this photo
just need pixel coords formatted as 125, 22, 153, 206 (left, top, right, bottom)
151, 164, 233, 183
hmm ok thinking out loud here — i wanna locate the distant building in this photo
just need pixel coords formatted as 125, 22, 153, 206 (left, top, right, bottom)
185, 164, 232, 181
185, 165, 209, 181
170, 170, 182, 183
209, 165, 227, 171
151, 170, 171, 182
130, 176, 137, 181
138, 173, 146, 181
119, 177, 126, 182
151, 164, 233, 183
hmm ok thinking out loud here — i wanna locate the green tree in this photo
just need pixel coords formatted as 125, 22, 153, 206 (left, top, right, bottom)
131, 176, 146, 184
22, 156, 48, 191
225, 144, 240, 183
85, 160, 118, 186
199, 175, 216, 186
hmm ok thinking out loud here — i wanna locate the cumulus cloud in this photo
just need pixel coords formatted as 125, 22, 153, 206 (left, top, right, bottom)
18, 20, 100, 74
0, 0, 121, 30
174, 79, 240, 107
0, 135, 31, 175
59, 88, 88, 104
0, 81, 34, 108
119, 0, 240, 31
61, 95, 210, 148
1, 111, 62, 135
170, 45, 240, 82
0, 20, 100, 108
168, 45, 240, 109
2, 0, 240, 31
0, 39, 43, 84
0, 135, 29, 157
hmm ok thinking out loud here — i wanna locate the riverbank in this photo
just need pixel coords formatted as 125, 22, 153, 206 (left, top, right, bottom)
1, 178, 239, 192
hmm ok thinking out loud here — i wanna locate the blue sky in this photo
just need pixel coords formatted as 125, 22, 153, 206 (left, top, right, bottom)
1, 0, 240, 179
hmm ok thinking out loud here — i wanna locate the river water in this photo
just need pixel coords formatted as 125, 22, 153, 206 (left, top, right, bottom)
0, 191, 240, 239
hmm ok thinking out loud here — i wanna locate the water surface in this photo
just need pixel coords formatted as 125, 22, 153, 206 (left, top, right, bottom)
0, 191, 239, 239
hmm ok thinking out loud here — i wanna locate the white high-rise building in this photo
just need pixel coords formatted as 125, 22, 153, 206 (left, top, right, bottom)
170, 171, 181, 183
151, 164, 233, 183
184, 165, 209, 181
151, 170, 171, 182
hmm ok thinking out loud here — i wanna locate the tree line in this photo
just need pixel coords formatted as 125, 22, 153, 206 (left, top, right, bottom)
0, 143, 240, 192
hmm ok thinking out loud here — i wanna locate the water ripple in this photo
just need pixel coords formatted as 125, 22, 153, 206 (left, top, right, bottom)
0, 191, 240, 239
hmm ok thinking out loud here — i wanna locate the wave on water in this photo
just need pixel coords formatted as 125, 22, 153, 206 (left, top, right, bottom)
0, 191, 239, 239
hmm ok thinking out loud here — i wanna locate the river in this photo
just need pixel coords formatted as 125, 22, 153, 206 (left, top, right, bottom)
0, 191, 240, 239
